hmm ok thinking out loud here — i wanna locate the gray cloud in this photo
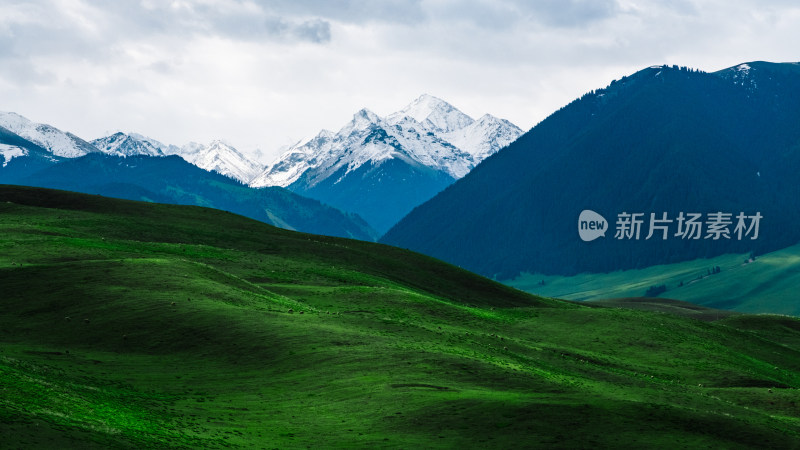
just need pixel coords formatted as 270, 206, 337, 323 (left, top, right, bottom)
0, 0, 336, 53
0, 31, 14, 59
421, 0, 620, 30
0, 58, 56, 86
292, 19, 332, 43
0, 2, 96, 82
0, 0, 340, 89
0, 41, 52, 86
174, 2, 333, 43
147, 60, 178, 75
2, 0, 800, 161
256, 0, 426, 25
518, 0, 620, 27
258, 16, 330, 43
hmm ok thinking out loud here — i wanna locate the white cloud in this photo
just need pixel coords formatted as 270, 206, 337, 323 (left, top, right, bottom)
1, 0, 799, 163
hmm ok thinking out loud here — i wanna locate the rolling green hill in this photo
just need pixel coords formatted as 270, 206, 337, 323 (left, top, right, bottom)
508, 243, 800, 315
2, 185, 800, 448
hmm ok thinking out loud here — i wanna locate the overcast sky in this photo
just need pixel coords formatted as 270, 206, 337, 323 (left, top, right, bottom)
1, 0, 798, 162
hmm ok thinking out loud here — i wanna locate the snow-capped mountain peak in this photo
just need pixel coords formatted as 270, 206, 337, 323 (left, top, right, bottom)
248, 94, 525, 233
251, 95, 523, 190
250, 130, 336, 188
174, 141, 205, 156
442, 113, 524, 161
0, 111, 98, 158
180, 140, 262, 184
388, 94, 475, 134
349, 108, 381, 129
91, 132, 165, 157
293, 129, 334, 149
127, 132, 181, 154
90, 132, 262, 184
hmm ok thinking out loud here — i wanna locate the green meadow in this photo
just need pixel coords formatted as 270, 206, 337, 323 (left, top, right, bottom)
509, 244, 800, 315
2, 185, 800, 448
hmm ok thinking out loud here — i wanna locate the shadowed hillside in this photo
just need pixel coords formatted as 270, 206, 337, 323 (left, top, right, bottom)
2, 185, 800, 448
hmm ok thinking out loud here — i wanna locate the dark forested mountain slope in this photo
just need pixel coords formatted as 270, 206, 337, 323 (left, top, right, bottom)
382, 62, 800, 278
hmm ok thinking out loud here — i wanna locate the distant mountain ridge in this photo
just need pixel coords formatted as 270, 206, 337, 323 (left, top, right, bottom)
0, 110, 263, 185
0, 124, 64, 180
382, 61, 800, 278
0, 112, 98, 158
1, 93, 522, 239
252, 94, 523, 233
0, 116, 377, 240
2, 153, 376, 241
91, 132, 166, 157
90, 133, 261, 184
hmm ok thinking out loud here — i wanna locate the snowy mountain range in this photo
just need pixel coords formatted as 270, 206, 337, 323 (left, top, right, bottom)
89, 134, 262, 184
441, 114, 525, 161
253, 94, 521, 189
2, 95, 523, 234
163, 140, 262, 185
91, 132, 167, 158
250, 94, 522, 233
0, 112, 98, 158
0, 111, 262, 185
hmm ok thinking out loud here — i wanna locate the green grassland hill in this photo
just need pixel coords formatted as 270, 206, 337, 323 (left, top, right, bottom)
508, 243, 800, 315
1, 185, 800, 448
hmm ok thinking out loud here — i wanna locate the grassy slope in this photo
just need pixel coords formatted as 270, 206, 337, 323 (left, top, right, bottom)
508, 244, 800, 315
589, 298, 740, 322
1, 185, 800, 448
